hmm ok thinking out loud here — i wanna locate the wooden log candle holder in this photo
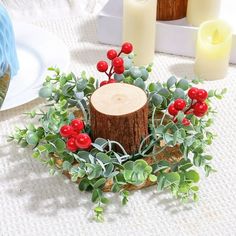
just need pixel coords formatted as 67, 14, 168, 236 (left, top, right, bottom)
156, 0, 188, 21
90, 83, 149, 154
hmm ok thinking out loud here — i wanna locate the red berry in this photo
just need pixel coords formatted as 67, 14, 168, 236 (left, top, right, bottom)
100, 80, 108, 87
196, 89, 208, 102
97, 61, 108, 72
188, 87, 199, 100
121, 42, 133, 54
182, 118, 191, 126
112, 57, 124, 68
66, 137, 78, 152
75, 133, 92, 149
70, 119, 84, 132
107, 49, 117, 60
174, 99, 186, 111
60, 125, 74, 138
114, 65, 125, 74
108, 79, 117, 84
193, 102, 208, 117
193, 111, 205, 117
168, 104, 179, 116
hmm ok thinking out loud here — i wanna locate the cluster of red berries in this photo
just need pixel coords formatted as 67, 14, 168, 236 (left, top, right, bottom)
168, 87, 208, 126
97, 42, 133, 87
59, 119, 92, 152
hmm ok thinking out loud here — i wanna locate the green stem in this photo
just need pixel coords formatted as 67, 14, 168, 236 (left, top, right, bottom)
109, 140, 128, 156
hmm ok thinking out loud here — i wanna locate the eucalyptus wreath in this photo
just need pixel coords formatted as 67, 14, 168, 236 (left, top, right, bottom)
9, 59, 226, 221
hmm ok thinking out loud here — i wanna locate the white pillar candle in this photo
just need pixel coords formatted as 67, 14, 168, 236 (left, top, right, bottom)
194, 20, 232, 81
187, 0, 221, 27
123, 0, 157, 66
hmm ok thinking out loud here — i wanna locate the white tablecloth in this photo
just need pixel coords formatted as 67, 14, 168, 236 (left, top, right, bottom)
0, 1, 236, 236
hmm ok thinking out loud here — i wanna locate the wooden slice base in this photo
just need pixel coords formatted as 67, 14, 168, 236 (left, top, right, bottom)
90, 83, 149, 154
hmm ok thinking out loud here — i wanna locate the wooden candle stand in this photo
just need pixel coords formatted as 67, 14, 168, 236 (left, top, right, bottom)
157, 0, 188, 21
90, 83, 148, 154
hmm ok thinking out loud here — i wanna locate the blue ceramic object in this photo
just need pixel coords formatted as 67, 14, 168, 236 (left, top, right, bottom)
0, 5, 19, 78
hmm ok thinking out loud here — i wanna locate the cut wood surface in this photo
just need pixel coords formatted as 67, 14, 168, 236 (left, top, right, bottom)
90, 83, 149, 154
157, 0, 188, 20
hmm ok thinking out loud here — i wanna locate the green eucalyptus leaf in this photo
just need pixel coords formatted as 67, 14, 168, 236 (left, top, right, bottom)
111, 183, 120, 193
114, 73, 124, 82
89, 77, 95, 84
152, 161, 170, 173
178, 183, 189, 193
101, 197, 109, 204
39, 86, 52, 98
26, 132, 39, 145
130, 67, 142, 78
123, 161, 134, 170
191, 186, 199, 191
94, 138, 107, 147
176, 111, 185, 123
78, 179, 90, 191
92, 189, 100, 203
123, 160, 151, 185
151, 93, 163, 107
185, 170, 200, 183
133, 160, 148, 171
62, 84, 74, 96
96, 152, 111, 164
123, 76, 134, 84
71, 173, 79, 182
93, 178, 106, 189
176, 79, 189, 90
91, 143, 104, 152
178, 160, 193, 171
88, 164, 102, 180
94, 206, 103, 213
113, 152, 123, 164
76, 151, 90, 162
134, 77, 145, 90
157, 174, 166, 191
104, 163, 114, 177
114, 173, 126, 185
165, 172, 180, 184
167, 76, 177, 89
173, 88, 185, 99
62, 161, 72, 171
148, 82, 162, 92
140, 68, 149, 81
76, 78, 87, 92
54, 139, 66, 153
158, 88, 170, 98
163, 133, 173, 145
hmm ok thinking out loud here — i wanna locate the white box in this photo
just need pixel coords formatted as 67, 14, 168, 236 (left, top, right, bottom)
97, 0, 236, 64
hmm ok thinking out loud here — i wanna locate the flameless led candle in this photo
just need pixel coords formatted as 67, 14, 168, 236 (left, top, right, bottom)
194, 20, 232, 81
123, 0, 156, 66
187, 0, 221, 27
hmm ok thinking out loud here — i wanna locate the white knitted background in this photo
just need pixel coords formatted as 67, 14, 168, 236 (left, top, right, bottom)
0, 1, 236, 236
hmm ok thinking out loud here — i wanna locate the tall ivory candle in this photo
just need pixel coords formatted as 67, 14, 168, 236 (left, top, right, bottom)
187, 0, 221, 27
123, 0, 156, 66
195, 20, 232, 81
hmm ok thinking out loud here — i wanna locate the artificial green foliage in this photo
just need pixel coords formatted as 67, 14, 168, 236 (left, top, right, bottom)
123, 160, 152, 185
8, 67, 225, 222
